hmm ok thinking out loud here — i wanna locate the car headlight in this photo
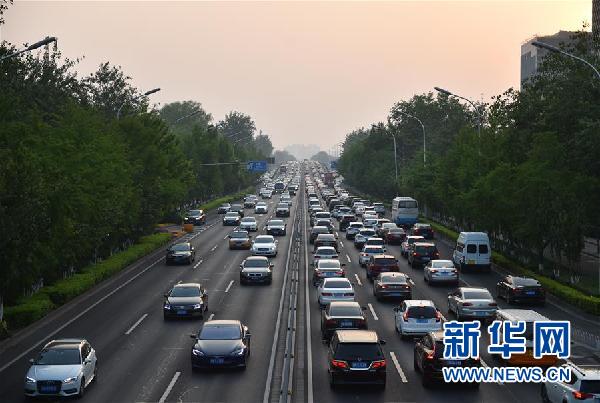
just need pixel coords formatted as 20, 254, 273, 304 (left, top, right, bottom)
164, 303, 171, 309
230, 347, 245, 356
192, 348, 205, 356
63, 376, 78, 384
192, 303, 203, 309
25, 377, 36, 384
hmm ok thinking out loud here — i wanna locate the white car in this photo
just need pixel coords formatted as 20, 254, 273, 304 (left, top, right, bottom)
313, 246, 339, 263
359, 245, 385, 267
393, 300, 442, 339
281, 194, 292, 206
424, 260, 459, 285
254, 202, 268, 214
317, 278, 355, 308
364, 237, 386, 252
251, 235, 278, 257
239, 217, 258, 232
25, 339, 97, 398
313, 259, 345, 285
447, 287, 497, 321
400, 235, 425, 257
542, 362, 600, 402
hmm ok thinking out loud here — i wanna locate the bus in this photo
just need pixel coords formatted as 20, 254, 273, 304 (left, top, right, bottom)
391, 197, 418, 227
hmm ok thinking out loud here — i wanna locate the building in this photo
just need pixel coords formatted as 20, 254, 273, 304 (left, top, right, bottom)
520, 31, 579, 87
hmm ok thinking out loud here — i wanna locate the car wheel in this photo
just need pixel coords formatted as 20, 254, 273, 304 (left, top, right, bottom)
77, 377, 86, 399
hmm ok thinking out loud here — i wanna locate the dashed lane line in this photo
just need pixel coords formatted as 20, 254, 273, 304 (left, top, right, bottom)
224, 280, 234, 293
158, 371, 181, 403
368, 303, 379, 321
346, 253, 352, 263
390, 352, 408, 383
354, 274, 363, 286
124, 313, 148, 335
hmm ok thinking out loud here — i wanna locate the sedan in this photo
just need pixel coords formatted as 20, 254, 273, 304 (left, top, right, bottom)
358, 245, 385, 267
251, 235, 278, 257
166, 242, 196, 265
240, 256, 273, 285
254, 202, 268, 214
313, 246, 339, 263
400, 235, 425, 257
183, 209, 206, 225
373, 272, 412, 300
424, 260, 459, 285
313, 259, 346, 285
228, 230, 251, 250
345, 222, 364, 240
217, 203, 231, 214
496, 275, 545, 305
230, 204, 244, 218
317, 278, 355, 308
266, 219, 287, 236
25, 339, 97, 398
190, 320, 251, 370
239, 217, 258, 232
385, 228, 407, 245
223, 212, 241, 226
354, 228, 377, 250
163, 283, 208, 319
321, 301, 367, 341
447, 287, 498, 321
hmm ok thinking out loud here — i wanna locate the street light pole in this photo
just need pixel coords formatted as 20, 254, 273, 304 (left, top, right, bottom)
0, 36, 57, 62
434, 86, 483, 138
116, 87, 161, 119
532, 41, 600, 80
397, 111, 426, 166
174, 110, 201, 124
389, 133, 398, 185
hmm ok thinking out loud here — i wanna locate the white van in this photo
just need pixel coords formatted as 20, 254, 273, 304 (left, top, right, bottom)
452, 232, 491, 272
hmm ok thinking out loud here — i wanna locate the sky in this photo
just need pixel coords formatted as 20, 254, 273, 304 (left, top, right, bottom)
1, 1, 592, 151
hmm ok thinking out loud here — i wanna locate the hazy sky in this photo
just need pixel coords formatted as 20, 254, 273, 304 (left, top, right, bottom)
1, 1, 592, 151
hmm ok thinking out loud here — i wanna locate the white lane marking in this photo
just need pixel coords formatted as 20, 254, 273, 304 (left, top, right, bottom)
390, 352, 408, 383
346, 253, 352, 263
335, 232, 339, 237
0, 255, 165, 374
208, 313, 215, 321
224, 280, 234, 293
223, 234, 228, 240
158, 371, 181, 403
354, 274, 362, 286
193, 259, 203, 269
211, 244, 218, 252
124, 313, 148, 335
340, 242, 344, 248
368, 303, 379, 321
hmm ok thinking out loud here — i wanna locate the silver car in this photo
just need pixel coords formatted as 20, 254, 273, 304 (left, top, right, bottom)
317, 278, 355, 308
359, 245, 385, 267
251, 235, 278, 256
25, 339, 97, 398
447, 287, 498, 321
424, 259, 459, 285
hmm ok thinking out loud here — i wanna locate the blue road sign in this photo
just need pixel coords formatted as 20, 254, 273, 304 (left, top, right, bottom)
247, 160, 268, 172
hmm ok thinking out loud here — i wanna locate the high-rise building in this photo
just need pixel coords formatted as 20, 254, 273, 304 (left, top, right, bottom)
520, 31, 579, 87
593, 0, 599, 44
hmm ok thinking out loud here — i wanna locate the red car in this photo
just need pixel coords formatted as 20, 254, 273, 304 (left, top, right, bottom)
385, 228, 406, 245
366, 255, 400, 281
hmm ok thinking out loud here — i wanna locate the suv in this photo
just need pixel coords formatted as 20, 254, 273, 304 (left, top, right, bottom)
394, 300, 442, 339
309, 226, 330, 244
328, 330, 387, 388
321, 302, 368, 341
366, 255, 400, 280
408, 242, 439, 268
542, 363, 600, 402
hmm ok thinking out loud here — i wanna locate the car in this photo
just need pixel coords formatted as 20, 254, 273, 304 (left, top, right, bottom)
315, 218, 333, 231
410, 223, 434, 239
281, 194, 292, 206
254, 201, 268, 214
423, 260, 459, 285
308, 199, 321, 211
327, 330, 387, 387
318, 278, 355, 308
184, 209, 207, 225
217, 203, 231, 214
223, 212, 241, 226
166, 242, 196, 265
345, 222, 363, 240
266, 219, 287, 236
261, 189, 273, 199
24, 339, 97, 398
314, 246, 339, 263
364, 237, 386, 252
353, 228, 377, 250
239, 216, 258, 232
373, 272, 412, 300
274, 203, 290, 217
372, 202, 385, 217
190, 320, 251, 370
311, 211, 331, 226
496, 275, 545, 305
251, 235, 278, 256
447, 287, 498, 321
338, 214, 355, 232
393, 300, 442, 339
230, 203, 244, 218
240, 256, 273, 285
400, 235, 425, 257
314, 233, 338, 252
333, 206, 352, 220
163, 283, 208, 319
541, 363, 600, 402
407, 242, 439, 268
309, 226, 330, 244
414, 331, 480, 388
385, 227, 406, 245
376, 222, 396, 238
313, 259, 346, 285
358, 245, 384, 267
321, 302, 367, 341
244, 195, 257, 208
228, 230, 252, 250
366, 254, 400, 280
354, 205, 365, 217
362, 216, 379, 230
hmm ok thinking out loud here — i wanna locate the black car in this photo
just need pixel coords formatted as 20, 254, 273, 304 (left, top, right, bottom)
230, 204, 244, 218
240, 256, 273, 285
414, 331, 480, 388
184, 209, 206, 225
309, 226, 330, 244
408, 242, 439, 268
166, 242, 196, 265
164, 283, 208, 319
321, 302, 367, 341
190, 320, 251, 369
338, 214, 355, 232
496, 275, 545, 305
373, 272, 412, 300
217, 203, 231, 214
314, 234, 338, 252
411, 223, 434, 240
328, 330, 386, 387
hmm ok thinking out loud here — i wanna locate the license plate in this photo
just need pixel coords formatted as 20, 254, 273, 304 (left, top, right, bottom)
40, 386, 58, 393
422, 257, 430, 261
325, 272, 335, 277
340, 320, 353, 327
417, 319, 429, 323
444, 360, 462, 366
351, 361, 368, 369
334, 293, 343, 297
210, 358, 224, 365
475, 311, 486, 316
526, 291, 536, 295
389, 292, 403, 296
177, 310, 187, 315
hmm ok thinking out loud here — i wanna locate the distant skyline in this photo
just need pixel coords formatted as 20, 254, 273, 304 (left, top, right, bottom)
1, 1, 592, 150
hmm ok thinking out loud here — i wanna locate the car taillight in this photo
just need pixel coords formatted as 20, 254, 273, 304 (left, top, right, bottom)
413, 252, 418, 256
435, 311, 441, 322
572, 391, 593, 400
325, 319, 337, 326
488, 303, 497, 307
379, 284, 388, 289
462, 302, 473, 306
430, 269, 438, 273
434, 252, 440, 257
344, 292, 354, 297
426, 346, 435, 360
322, 292, 332, 296
371, 360, 386, 369
337, 270, 345, 276
331, 359, 348, 369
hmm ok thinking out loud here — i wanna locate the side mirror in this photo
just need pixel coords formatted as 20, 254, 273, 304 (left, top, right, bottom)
270, 263, 274, 268
29, 358, 35, 364
84, 358, 92, 364
189, 334, 197, 339
341, 263, 346, 267
379, 339, 387, 345
228, 235, 231, 238
246, 331, 252, 338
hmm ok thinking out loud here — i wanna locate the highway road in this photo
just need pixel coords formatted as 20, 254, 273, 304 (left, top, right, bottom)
0, 168, 598, 403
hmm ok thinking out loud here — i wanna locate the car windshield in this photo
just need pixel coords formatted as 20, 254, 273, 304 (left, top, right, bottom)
230, 232, 248, 239
188, 210, 201, 216
389, 229, 404, 234
171, 244, 190, 251
170, 286, 201, 297
408, 237, 423, 244
255, 237, 273, 244
324, 280, 351, 289
231, 204, 242, 209
329, 305, 363, 316
318, 261, 341, 269
334, 343, 383, 360
407, 306, 437, 319
415, 245, 436, 254
367, 239, 384, 245
277, 204, 288, 208
36, 348, 81, 365
269, 220, 284, 226
241, 218, 255, 223
580, 380, 600, 394
221, 204, 230, 208
512, 277, 540, 287
381, 275, 407, 284
359, 230, 376, 236
225, 213, 238, 217
463, 290, 492, 300
374, 258, 397, 265
199, 325, 241, 340
317, 249, 336, 255
432, 261, 454, 268
364, 248, 383, 254
244, 259, 269, 268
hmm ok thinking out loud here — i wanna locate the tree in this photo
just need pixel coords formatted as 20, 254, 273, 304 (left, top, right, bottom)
217, 111, 256, 142
310, 151, 333, 165
273, 150, 296, 164
253, 131, 274, 158
159, 101, 212, 135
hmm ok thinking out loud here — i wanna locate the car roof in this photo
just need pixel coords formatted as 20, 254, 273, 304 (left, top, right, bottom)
335, 330, 379, 343
44, 339, 84, 349
316, 234, 335, 239
413, 242, 435, 246
431, 259, 452, 264
323, 277, 351, 284
496, 309, 549, 322
174, 282, 202, 288
405, 299, 435, 307
407, 235, 424, 239
255, 235, 275, 240
380, 272, 407, 279
366, 237, 383, 241
316, 246, 336, 251
173, 242, 191, 246
203, 319, 241, 327
246, 256, 269, 261
329, 301, 361, 309
459, 287, 489, 293
568, 364, 600, 379
373, 254, 396, 259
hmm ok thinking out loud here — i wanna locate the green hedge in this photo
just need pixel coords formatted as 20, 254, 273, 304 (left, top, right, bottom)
2, 233, 170, 334
421, 218, 600, 315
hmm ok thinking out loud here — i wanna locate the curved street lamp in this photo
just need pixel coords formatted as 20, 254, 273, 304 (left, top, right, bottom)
396, 111, 426, 166
116, 87, 161, 119
532, 40, 600, 80
0, 36, 57, 62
